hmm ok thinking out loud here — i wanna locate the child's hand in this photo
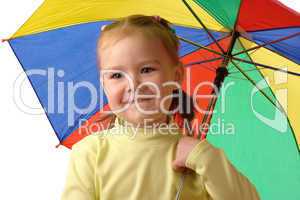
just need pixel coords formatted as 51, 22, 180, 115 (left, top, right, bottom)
172, 136, 200, 172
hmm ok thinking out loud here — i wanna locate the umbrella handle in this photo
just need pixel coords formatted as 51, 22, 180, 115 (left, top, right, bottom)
174, 169, 188, 200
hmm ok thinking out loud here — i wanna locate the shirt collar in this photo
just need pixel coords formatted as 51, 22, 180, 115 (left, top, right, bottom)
107, 115, 182, 144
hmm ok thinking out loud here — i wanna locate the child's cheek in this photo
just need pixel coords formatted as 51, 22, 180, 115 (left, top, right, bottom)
107, 89, 122, 107
102, 84, 116, 106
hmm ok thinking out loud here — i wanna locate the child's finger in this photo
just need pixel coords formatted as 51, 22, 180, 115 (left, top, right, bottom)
172, 160, 186, 172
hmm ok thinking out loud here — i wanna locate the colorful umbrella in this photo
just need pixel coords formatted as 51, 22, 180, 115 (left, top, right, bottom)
3, 0, 300, 199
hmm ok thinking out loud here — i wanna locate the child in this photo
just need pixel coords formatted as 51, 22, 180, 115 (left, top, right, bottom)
61, 14, 260, 200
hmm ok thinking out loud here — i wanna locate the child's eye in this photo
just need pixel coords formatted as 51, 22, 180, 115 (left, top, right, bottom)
110, 73, 122, 79
141, 66, 156, 74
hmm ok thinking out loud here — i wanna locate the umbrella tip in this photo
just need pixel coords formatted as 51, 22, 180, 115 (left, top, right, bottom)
1, 38, 8, 43
55, 143, 61, 148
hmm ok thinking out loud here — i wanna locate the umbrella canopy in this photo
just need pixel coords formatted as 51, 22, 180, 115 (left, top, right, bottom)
4, 0, 300, 199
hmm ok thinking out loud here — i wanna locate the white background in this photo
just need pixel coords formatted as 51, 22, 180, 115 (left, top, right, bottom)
0, 0, 299, 199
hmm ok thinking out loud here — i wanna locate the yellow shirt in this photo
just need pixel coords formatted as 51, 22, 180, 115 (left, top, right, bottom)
61, 117, 260, 200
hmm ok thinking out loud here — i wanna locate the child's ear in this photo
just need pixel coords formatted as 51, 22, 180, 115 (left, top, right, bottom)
174, 62, 184, 83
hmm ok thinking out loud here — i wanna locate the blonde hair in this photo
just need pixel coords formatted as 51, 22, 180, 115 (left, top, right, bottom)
97, 14, 180, 65
96, 14, 194, 127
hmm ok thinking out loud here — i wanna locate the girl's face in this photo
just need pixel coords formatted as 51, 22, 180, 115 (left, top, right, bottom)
98, 31, 183, 126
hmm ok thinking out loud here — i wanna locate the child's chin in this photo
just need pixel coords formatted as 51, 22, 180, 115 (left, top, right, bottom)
135, 107, 157, 114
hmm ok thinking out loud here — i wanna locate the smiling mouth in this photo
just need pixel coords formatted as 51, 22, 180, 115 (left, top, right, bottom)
123, 98, 154, 104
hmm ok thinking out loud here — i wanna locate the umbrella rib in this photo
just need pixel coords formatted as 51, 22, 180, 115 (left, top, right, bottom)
229, 66, 265, 74
182, 0, 226, 54
236, 39, 300, 153
227, 75, 249, 81
231, 57, 300, 76
231, 60, 300, 153
230, 60, 285, 114
184, 56, 223, 67
232, 32, 300, 57
178, 36, 224, 56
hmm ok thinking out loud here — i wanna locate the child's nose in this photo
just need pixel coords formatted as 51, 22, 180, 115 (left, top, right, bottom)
126, 75, 140, 93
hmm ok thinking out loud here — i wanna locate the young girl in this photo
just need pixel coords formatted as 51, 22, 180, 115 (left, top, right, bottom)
61, 14, 260, 200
